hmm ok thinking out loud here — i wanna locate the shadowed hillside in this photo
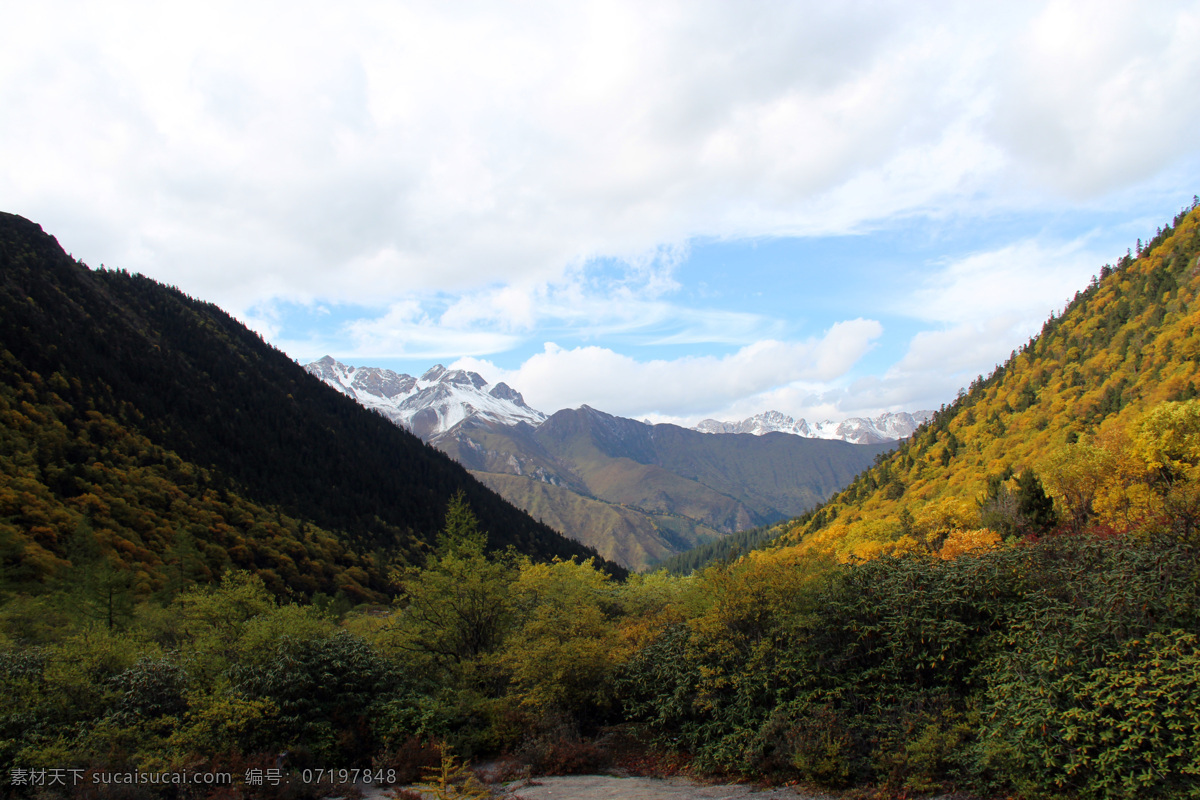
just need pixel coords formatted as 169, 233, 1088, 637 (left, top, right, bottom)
0, 212, 620, 601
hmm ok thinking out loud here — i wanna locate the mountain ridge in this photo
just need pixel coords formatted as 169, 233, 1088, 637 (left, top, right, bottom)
304, 356, 929, 445
428, 404, 893, 568
303, 358, 901, 568
305, 356, 544, 440
693, 409, 934, 443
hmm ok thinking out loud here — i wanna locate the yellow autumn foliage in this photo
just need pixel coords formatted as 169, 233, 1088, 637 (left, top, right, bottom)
937, 528, 1002, 560
775, 204, 1200, 559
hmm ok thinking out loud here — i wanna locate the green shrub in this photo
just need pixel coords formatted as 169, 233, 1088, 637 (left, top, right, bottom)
228, 631, 399, 762
973, 536, 1200, 798
980, 631, 1200, 798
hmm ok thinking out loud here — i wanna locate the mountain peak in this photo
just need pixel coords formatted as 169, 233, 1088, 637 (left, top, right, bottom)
441, 368, 488, 390
420, 364, 448, 382
489, 381, 531, 408
305, 358, 546, 440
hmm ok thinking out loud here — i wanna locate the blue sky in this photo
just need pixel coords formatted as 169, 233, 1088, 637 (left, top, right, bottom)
4, 2, 1200, 424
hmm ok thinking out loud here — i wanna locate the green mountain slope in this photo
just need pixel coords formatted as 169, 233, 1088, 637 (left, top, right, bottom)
438, 405, 892, 569
0, 212, 618, 600
777, 199, 1200, 558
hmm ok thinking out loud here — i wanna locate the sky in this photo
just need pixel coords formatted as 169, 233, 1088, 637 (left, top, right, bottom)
4, 1, 1200, 425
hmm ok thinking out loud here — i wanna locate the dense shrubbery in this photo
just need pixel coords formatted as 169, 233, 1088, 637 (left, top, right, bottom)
0, 493, 648, 797
609, 398, 1200, 796
617, 532, 1200, 797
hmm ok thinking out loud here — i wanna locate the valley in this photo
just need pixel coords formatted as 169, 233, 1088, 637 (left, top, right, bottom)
305, 358, 911, 568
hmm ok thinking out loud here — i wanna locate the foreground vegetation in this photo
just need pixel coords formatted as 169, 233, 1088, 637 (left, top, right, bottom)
4, 424, 1200, 798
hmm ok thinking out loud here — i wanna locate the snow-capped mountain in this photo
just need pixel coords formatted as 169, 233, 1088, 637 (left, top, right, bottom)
306, 354, 933, 446
693, 410, 934, 445
304, 356, 545, 440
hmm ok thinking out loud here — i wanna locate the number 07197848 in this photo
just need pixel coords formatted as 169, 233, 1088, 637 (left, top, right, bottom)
300, 768, 396, 785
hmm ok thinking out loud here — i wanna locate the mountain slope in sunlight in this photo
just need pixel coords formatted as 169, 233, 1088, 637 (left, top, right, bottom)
777, 200, 1200, 558
438, 406, 892, 569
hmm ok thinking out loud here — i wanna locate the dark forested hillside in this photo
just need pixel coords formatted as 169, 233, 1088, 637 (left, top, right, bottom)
0, 212, 616, 600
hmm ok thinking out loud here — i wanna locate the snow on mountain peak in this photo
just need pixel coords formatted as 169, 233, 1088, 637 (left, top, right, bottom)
693, 409, 934, 444
488, 382, 533, 409
307, 355, 933, 447
304, 356, 546, 440
420, 364, 448, 382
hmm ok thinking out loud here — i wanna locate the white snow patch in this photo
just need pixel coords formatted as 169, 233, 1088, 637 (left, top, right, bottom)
305, 356, 546, 439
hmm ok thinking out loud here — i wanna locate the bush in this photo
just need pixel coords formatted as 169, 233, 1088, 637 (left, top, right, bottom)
228, 631, 399, 762
373, 737, 445, 786
515, 716, 607, 776
973, 535, 1200, 798
108, 655, 188, 723
979, 631, 1200, 799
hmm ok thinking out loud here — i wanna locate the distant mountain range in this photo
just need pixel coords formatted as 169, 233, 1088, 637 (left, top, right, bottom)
693, 409, 933, 444
304, 355, 928, 446
305, 356, 907, 568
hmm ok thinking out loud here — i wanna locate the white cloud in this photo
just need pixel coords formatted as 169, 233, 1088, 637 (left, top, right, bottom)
866, 317, 1034, 410
905, 238, 1101, 326
674, 235, 1110, 424
452, 318, 882, 417
5, 1, 1196, 318
992, 0, 1200, 196
893, 318, 1030, 379
323, 299, 523, 360
4, 2, 1199, 428
441, 286, 539, 334
285, 261, 786, 364
805, 239, 1107, 416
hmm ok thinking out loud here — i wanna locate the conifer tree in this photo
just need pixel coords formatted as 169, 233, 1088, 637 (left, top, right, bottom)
1014, 467, 1057, 535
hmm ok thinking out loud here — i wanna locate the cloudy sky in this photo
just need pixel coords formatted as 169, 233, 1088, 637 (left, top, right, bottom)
4, 1, 1200, 425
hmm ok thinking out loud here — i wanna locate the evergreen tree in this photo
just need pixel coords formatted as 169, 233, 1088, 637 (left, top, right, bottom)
393, 495, 518, 667
436, 490, 487, 557
979, 467, 1058, 537
1014, 467, 1058, 535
